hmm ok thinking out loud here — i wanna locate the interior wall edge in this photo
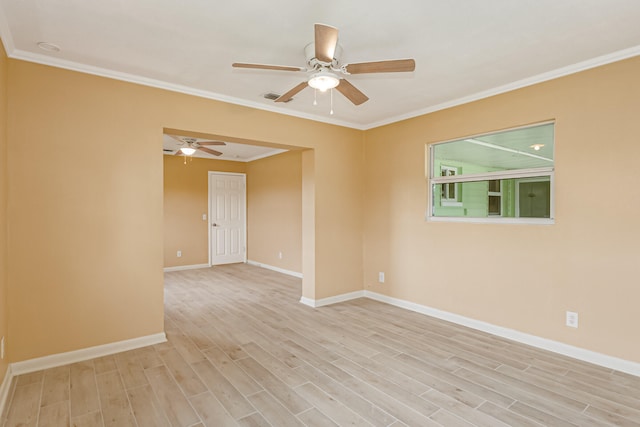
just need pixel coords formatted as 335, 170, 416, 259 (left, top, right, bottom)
0, 363, 11, 421
0, 35, 9, 386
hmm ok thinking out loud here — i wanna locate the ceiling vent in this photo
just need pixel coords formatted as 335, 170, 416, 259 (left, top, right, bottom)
263, 92, 293, 103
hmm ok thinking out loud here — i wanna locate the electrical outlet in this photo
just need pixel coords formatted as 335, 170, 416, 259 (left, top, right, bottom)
566, 311, 578, 328
177, 250, 182, 258
278, 251, 283, 259
202, 214, 207, 221
378, 272, 385, 283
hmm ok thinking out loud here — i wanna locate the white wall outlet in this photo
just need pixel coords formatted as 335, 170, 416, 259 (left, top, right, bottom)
278, 251, 283, 259
202, 213, 207, 221
378, 272, 385, 283
566, 311, 578, 328
177, 250, 182, 258
1, 336, 5, 359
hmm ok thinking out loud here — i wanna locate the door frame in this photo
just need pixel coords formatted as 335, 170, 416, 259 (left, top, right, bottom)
208, 171, 247, 266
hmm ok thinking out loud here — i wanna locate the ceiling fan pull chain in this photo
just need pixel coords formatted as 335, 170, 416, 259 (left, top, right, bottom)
313, 88, 318, 106
330, 88, 334, 115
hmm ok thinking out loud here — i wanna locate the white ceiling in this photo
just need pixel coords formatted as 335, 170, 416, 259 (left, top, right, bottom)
1, 1, 640, 130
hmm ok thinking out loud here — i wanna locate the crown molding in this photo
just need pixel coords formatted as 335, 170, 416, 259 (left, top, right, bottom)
363, 45, 640, 130
5, 45, 366, 130
1, 0, 638, 132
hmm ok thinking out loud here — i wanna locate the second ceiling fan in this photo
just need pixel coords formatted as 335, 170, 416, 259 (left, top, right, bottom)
169, 135, 226, 156
233, 23, 415, 106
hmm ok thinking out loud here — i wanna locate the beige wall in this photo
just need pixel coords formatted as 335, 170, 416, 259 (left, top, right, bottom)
246, 151, 302, 273
0, 41, 8, 381
164, 150, 303, 273
163, 155, 245, 267
6, 59, 363, 362
363, 56, 640, 363
4, 42, 638, 369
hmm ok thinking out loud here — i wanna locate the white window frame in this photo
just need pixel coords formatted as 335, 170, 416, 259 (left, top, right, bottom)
487, 179, 502, 217
427, 122, 555, 225
440, 166, 463, 207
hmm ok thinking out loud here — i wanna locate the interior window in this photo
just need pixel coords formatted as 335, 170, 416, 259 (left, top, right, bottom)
427, 122, 554, 223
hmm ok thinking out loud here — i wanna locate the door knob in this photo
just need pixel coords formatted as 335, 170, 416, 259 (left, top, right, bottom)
212, 223, 218, 227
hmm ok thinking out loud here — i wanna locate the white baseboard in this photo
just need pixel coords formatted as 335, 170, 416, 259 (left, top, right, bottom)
0, 365, 14, 420
10, 332, 167, 376
247, 260, 303, 279
300, 290, 365, 308
0, 332, 166, 419
297, 288, 640, 377
364, 291, 640, 377
299, 296, 315, 307
163, 264, 210, 272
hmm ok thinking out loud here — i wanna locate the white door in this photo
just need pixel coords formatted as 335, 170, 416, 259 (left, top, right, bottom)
209, 172, 246, 265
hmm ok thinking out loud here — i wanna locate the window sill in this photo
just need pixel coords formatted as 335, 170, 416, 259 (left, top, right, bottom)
426, 216, 554, 225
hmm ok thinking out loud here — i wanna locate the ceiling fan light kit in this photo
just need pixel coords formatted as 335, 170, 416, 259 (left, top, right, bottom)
232, 23, 415, 110
179, 146, 196, 155
308, 70, 340, 92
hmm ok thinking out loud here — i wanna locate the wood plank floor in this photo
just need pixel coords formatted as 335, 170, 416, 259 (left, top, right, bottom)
2, 263, 640, 426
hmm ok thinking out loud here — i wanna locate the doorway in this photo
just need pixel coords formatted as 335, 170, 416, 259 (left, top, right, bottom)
209, 172, 246, 265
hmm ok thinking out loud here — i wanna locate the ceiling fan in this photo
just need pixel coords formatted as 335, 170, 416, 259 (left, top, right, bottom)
169, 135, 226, 156
232, 23, 415, 106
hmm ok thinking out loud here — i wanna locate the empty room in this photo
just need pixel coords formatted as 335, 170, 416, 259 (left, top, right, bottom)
0, 1, 639, 426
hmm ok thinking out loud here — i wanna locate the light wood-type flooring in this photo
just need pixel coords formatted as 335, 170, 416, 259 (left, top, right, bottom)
2, 263, 640, 426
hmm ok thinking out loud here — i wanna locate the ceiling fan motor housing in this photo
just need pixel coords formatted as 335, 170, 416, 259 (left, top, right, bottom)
305, 43, 343, 69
